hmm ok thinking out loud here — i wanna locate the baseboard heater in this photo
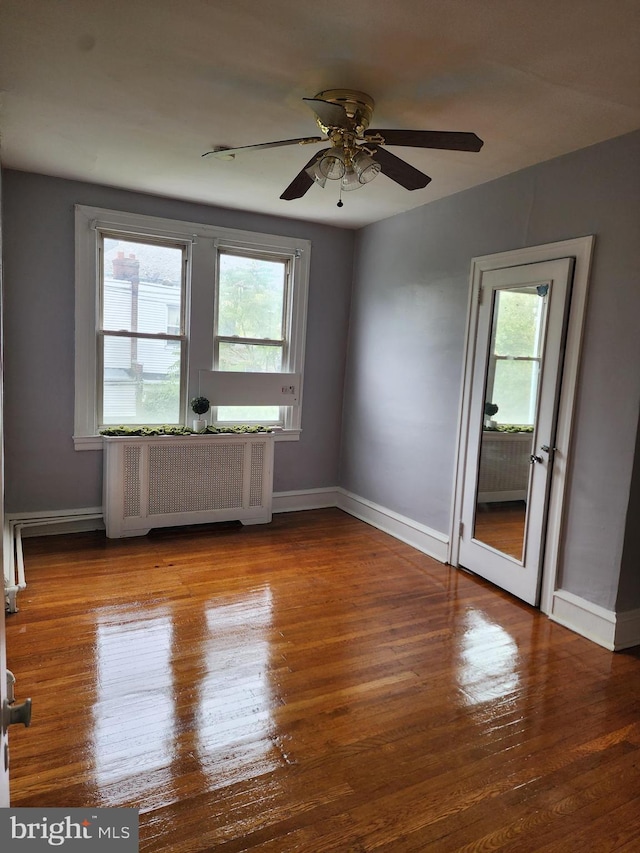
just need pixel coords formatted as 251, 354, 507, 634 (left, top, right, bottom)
103, 433, 274, 538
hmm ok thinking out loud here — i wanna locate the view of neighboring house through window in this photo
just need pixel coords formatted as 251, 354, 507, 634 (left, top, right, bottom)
100, 237, 186, 425
215, 251, 288, 424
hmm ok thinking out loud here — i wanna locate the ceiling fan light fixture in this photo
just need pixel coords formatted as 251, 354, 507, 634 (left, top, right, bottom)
340, 167, 365, 192
352, 150, 381, 184
318, 147, 347, 180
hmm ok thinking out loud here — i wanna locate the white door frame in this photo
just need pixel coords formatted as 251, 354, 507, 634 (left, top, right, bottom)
449, 236, 594, 614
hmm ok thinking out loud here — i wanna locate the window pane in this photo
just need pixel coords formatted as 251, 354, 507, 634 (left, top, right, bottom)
492, 359, 540, 426
493, 290, 543, 358
103, 238, 183, 334
218, 254, 285, 340
218, 342, 283, 372
217, 405, 280, 423
102, 336, 182, 424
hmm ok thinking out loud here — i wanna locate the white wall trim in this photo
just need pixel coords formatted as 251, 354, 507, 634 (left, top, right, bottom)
336, 488, 449, 563
550, 590, 640, 650
272, 487, 341, 514
549, 589, 617, 650
613, 607, 640, 651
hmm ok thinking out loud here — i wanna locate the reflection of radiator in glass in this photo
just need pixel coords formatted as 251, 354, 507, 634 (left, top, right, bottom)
103, 434, 274, 537
477, 432, 533, 503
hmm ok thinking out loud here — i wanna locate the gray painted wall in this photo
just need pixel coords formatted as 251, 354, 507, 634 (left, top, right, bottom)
2, 171, 355, 512
341, 130, 640, 612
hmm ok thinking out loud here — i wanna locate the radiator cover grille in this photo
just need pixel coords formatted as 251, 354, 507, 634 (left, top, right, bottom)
104, 434, 274, 537
146, 443, 246, 515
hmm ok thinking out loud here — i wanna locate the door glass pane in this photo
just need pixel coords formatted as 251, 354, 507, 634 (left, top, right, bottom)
473, 286, 547, 561
103, 238, 183, 334
492, 359, 540, 426
218, 254, 286, 339
102, 337, 182, 424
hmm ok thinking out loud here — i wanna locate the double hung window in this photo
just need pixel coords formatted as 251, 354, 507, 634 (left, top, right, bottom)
485, 288, 546, 427
75, 206, 309, 448
214, 249, 290, 425
99, 235, 187, 426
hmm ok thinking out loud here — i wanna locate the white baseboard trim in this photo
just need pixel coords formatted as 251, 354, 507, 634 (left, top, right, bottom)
551, 590, 640, 650
274, 487, 449, 563
614, 607, 640, 651
335, 488, 449, 563
272, 487, 341, 514
550, 590, 617, 650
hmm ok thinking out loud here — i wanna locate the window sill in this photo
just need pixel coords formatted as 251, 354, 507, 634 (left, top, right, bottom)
73, 429, 301, 451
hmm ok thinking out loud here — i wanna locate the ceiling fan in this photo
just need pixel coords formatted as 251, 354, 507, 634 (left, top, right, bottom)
203, 89, 483, 206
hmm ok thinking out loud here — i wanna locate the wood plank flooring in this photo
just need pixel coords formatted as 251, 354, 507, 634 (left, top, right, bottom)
6, 508, 640, 852
473, 501, 526, 560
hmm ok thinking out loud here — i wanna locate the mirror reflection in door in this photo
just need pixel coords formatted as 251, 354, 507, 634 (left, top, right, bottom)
473, 284, 549, 561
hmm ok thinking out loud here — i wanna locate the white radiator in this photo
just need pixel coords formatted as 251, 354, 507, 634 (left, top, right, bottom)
103, 434, 274, 538
477, 431, 533, 503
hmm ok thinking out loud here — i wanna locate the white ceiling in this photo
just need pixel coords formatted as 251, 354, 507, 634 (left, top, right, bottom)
1, 0, 639, 228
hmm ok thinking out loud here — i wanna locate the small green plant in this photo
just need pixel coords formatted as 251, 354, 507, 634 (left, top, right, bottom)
190, 396, 210, 416
100, 424, 272, 437
496, 424, 534, 433
100, 425, 194, 436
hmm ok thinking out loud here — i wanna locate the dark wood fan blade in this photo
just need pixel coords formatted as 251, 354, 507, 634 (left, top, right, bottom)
280, 150, 328, 200
303, 98, 351, 129
202, 137, 323, 158
370, 146, 431, 190
366, 129, 484, 152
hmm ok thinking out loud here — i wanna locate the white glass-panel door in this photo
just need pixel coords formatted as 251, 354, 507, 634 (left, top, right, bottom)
457, 258, 573, 605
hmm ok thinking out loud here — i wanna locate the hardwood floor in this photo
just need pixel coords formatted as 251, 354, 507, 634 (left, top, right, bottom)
473, 501, 526, 560
6, 508, 640, 852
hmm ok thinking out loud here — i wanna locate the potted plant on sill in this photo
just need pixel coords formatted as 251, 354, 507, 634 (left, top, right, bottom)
484, 401, 499, 429
190, 396, 210, 432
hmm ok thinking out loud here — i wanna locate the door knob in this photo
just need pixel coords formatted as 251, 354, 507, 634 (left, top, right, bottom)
530, 454, 543, 464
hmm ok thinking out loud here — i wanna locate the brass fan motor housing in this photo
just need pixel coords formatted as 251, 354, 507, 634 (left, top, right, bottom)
313, 89, 375, 135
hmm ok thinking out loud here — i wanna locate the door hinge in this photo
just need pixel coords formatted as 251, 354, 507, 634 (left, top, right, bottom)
459, 521, 464, 538
477, 286, 483, 305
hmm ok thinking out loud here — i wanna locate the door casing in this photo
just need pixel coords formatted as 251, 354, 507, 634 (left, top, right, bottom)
449, 236, 594, 614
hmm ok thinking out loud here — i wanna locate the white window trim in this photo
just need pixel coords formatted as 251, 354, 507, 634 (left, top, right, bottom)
74, 205, 310, 450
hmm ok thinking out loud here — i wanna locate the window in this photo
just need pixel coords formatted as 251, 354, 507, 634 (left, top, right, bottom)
485, 287, 546, 427
100, 236, 187, 426
214, 250, 289, 425
75, 206, 310, 448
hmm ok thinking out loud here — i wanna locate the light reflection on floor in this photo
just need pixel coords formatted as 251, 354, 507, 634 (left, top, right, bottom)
197, 587, 281, 780
93, 609, 175, 801
457, 610, 520, 707
90, 588, 280, 802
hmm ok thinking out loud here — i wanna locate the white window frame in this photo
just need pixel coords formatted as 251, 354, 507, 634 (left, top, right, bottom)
75, 206, 310, 450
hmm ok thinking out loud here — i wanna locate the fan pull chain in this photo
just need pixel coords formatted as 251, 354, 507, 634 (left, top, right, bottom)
337, 187, 344, 208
